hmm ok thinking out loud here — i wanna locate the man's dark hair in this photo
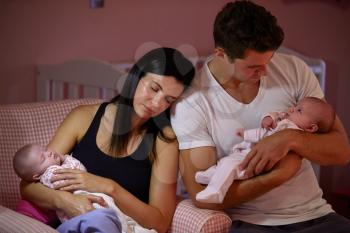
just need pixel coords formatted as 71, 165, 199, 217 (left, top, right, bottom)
213, 0, 284, 60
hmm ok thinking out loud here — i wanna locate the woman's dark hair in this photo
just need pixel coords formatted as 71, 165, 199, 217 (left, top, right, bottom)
213, 0, 284, 60
109, 47, 195, 160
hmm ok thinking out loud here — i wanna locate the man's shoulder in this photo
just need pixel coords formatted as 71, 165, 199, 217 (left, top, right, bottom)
175, 70, 208, 104
267, 52, 311, 85
271, 52, 308, 68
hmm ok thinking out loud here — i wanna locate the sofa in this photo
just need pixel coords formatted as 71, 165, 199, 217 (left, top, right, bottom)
0, 98, 232, 233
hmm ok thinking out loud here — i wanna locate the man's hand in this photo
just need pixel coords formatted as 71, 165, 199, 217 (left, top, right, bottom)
240, 130, 292, 177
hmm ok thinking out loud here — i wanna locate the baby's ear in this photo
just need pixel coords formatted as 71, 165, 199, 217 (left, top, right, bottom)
306, 123, 318, 133
32, 174, 41, 181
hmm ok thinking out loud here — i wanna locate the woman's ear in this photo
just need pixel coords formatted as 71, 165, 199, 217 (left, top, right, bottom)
306, 123, 318, 133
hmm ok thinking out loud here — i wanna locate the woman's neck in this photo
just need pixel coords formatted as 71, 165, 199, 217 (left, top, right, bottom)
131, 112, 148, 133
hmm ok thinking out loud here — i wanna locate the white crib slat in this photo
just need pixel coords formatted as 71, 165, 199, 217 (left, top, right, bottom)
51, 81, 64, 101
83, 86, 99, 98
37, 58, 124, 101
105, 89, 117, 100
67, 83, 79, 99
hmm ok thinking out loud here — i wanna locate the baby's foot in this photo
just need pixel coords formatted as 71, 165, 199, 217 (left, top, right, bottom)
195, 166, 217, 184
196, 186, 224, 203
195, 172, 211, 184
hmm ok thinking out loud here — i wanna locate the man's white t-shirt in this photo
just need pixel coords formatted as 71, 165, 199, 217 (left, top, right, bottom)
171, 52, 333, 225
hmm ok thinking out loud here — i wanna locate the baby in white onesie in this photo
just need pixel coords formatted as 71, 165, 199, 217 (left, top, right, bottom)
195, 97, 335, 203
13, 143, 156, 233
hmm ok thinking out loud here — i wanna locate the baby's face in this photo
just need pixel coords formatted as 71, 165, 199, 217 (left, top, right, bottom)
28, 145, 62, 176
287, 99, 316, 130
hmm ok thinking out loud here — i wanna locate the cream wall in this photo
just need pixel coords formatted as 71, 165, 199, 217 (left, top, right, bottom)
1, 0, 349, 217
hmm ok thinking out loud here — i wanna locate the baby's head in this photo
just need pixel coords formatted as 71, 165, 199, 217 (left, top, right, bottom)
13, 143, 62, 182
287, 97, 335, 133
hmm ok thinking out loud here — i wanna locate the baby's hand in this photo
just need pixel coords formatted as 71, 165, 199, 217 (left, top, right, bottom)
261, 116, 276, 129
278, 112, 289, 120
236, 128, 244, 138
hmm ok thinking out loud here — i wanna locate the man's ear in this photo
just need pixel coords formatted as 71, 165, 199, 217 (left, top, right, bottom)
306, 123, 318, 133
214, 47, 226, 59
32, 174, 41, 181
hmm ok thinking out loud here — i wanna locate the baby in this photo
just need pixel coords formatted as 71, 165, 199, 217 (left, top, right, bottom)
195, 97, 335, 203
13, 143, 156, 233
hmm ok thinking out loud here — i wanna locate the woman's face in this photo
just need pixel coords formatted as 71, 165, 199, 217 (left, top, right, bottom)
133, 73, 185, 120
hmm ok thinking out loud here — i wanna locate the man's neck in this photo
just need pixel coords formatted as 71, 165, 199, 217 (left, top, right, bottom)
208, 57, 236, 86
207, 57, 260, 104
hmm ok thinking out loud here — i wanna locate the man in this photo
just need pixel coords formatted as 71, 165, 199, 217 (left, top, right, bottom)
171, 1, 350, 232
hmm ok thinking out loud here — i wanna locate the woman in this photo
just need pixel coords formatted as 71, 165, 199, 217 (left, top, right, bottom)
20, 47, 195, 233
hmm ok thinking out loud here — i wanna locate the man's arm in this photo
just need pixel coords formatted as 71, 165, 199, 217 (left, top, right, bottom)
180, 146, 301, 210
241, 115, 350, 176
291, 115, 350, 165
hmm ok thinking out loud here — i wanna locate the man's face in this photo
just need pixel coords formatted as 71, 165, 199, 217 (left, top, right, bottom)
230, 49, 274, 83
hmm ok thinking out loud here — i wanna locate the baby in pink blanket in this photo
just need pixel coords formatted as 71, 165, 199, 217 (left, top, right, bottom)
13, 143, 155, 233
195, 97, 336, 203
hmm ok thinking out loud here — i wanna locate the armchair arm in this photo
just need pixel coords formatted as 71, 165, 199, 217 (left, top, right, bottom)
169, 199, 232, 233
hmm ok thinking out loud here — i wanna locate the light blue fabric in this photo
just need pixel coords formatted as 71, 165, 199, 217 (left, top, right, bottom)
57, 208, 122, 233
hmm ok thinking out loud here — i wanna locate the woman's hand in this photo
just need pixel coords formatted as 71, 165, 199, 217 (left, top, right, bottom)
51, 169, 114, 194
56, 191, 106, 218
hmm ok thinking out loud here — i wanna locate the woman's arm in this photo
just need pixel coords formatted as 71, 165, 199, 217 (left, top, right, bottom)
20, 180, 103, 218
20, 104, 102, 217
108, 129, 178, 233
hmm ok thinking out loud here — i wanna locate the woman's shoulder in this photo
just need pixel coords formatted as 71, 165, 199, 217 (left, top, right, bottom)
68, 104, 101, 120
64, 103, 102, 131
156, 126, 178, 147
70, 103, 101, 116
160, 126, 176, 139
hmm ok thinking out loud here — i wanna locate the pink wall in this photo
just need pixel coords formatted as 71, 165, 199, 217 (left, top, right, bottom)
1, 0, 349, 216
0, 0, 230, 104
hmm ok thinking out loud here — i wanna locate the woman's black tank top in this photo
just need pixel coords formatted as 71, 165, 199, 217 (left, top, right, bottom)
71, 102, 152, 203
